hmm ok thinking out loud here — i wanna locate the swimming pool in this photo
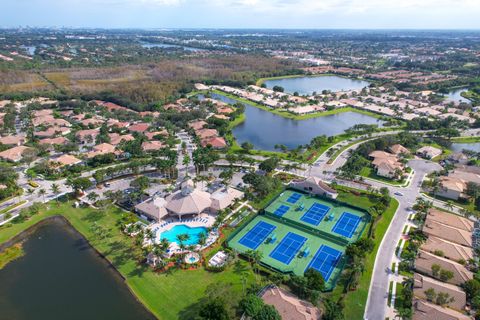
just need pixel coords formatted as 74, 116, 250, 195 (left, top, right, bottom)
160, 225, 208, 246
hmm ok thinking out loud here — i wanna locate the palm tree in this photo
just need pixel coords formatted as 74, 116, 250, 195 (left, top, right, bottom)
160, 238, 170, 251
445, 200, 454, 211
87, 192, 98, 204
367, 207, 380, 238
246, 250, 263, 281
38, 188, 46, 203
176, 233, 190, 254
145, 229, 156, 243
198, 232, 207, 247
51, 183, 60, 204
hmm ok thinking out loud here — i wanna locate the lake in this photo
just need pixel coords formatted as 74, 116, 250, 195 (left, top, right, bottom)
444, 88, 471, 104
450, 142, 480, 153
264, 75, 371, 95
140, 42, 205, 52
200, 93, 383, 151
0, 219, 155, 320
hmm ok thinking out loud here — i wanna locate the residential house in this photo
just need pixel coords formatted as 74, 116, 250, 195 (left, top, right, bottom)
289, 176, 338, 199
436, 176, 467, 200
0, 146, 34, 162
145, 130, 168, 140
135, 197, 168, 221
86, 143, 116, 158
417, 146, 442, 159
389, 144, 410, 155
128, 123, 150, 134
200, 136, 227, 149
76, 128, 100, 145
415, 250, 473, 286
108, 133, 135, 146
413, 299, 472, 320
413, 274, 467, 311
0, 134, 26, 146
196, 128, 218, 140
210, 187, 244, 212
421, 236, 473, 263
188, 120, 208, 131
369, 150, 404, 179
142, 141, 165, 152
261, 286, 321, 320
39, 137, 69, 146
51, 154, 82, 167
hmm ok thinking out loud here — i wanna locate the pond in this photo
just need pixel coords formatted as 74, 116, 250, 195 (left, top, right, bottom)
199, 93, 383, 151
444, 88, 471, 104
450, 142, 480, 153
263, 75, 371, 95
0, 219, 155, 320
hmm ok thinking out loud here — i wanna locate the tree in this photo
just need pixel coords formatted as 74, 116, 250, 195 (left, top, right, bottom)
254, 304, 281, 320
67, 177, 93, 194
424, 288, 436, 302
198, 297, 230, 320
50, 183, 60, 203
240, 294, 264, 318
431, 264, 441, 278
436, 292, 454, 306
439, 269, 454, 282
322, 298, 344, 320
259, 157, 280, 173
272, 85, 284, 93
38, 188, 46, 202
87, 192, 98, 204
219, 169, 234, 185
131, 176, 150, 191
305, 268, 325, 291
241, 141, 254, 153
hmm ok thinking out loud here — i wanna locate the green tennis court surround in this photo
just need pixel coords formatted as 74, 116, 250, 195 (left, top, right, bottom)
228, 189, 370, 291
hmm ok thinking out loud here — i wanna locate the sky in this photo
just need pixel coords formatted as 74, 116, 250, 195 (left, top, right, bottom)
2, 0, 480, 29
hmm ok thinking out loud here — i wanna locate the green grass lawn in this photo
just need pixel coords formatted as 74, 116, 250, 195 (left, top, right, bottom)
331, 186, 399, 319
0, 202, 256, 320
387, 281, 394, 307
394, 282, 404, 310
0, 243, 24, 269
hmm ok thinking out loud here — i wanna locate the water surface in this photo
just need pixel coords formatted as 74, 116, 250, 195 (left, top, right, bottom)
450, 142, 480, 153
200, 93, 383, 151
444, 88, 471, 104
140, 42, 205, 52
264, 75, 370, 95
0, 219, 155, 320
160, 225, 207, 245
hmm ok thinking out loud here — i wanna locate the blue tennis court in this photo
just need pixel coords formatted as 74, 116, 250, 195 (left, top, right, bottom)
306, 245, 342, 281
269, 232, 307, 265
239, 221, 276, 250
274, 205, 290, 217
286, 192, 302, 204
332, 212, 361, 238
300, 203, 330, 226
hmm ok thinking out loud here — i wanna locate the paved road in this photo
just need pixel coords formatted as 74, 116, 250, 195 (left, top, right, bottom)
364, 159, 442, 320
